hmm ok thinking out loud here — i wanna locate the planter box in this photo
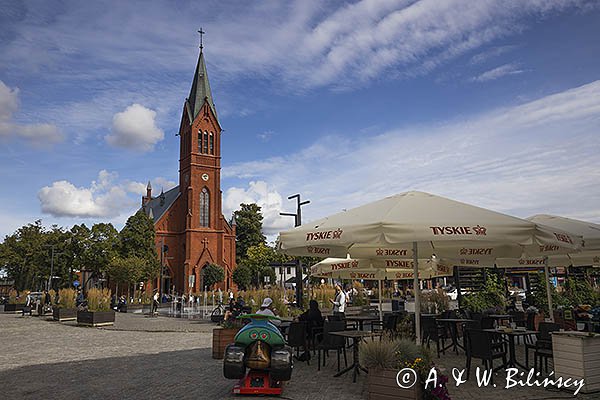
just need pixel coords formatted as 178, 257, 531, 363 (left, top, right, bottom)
368, 368, 422, 400
4, 304, 25, 313
552, 332, 600, 394
53, 307, 77, 321
212, 328, 240, 359
77, 310, 115, 327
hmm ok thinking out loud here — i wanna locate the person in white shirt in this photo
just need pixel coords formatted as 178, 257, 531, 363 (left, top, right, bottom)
255, 297, 281, 326
330, 283, 346, 314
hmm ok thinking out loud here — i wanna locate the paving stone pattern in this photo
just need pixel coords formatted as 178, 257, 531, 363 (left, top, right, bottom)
0, 312, 595, 400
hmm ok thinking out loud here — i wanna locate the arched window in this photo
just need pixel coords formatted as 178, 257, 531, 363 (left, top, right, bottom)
197, 130, 202, 153
209, 132, 214, 155
200, 187, 210, 227
203, 131, 209, 154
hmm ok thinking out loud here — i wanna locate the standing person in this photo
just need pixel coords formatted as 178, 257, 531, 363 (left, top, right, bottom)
329, 283, 346, 315
22, 292, 33, 316
152, 290, 159, 315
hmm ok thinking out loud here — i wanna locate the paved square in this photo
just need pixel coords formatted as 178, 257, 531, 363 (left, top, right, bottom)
0, 312, 594, 399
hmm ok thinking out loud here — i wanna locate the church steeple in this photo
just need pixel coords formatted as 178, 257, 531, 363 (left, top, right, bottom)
186, 50, 217, 123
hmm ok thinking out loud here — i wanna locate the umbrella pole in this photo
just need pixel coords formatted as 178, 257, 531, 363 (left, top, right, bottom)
413, 242, 421, 345
378, 279, 383, 323
544, 257, 555, 322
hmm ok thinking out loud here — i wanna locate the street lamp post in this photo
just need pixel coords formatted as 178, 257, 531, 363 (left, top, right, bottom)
280, 194, 310, 308
44, 245, 63, 291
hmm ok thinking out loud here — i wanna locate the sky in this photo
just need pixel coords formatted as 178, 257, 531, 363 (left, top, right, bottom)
1, 0, 599, 241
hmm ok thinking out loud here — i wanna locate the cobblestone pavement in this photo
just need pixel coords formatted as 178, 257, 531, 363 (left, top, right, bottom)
0, 312, 595, 400
0, 312, 365, 400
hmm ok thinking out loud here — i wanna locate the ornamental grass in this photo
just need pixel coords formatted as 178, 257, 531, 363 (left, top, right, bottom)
87, 288, 112, 312
57, 288, 76, 309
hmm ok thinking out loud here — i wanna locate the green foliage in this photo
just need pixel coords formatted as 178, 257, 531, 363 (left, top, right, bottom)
116, 211, 160, 283
359, 338, 431, 372
461, 273, 507, 313
86, 288, 111, 312
243, 243, 287, 287
234, 203, 266, 263
232, 264, 253, 290
420, 288, 450, 313
533, 274, 599, 313
106, 256, 146, 285
57, 288, 76, 309
202, 263, 225, 289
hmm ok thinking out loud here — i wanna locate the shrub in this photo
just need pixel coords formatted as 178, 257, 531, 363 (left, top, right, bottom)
58, 288, 76, 309
8, 289, 18, 305
87, 288, 112, 312
421, 289, 450, 313
48, 289, 57, 305
461, 273, 506, 313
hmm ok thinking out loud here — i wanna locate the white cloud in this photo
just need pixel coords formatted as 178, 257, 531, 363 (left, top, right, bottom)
37, 170, 176, 218
223, 181, 291, 236
471, 63, 524, 82
223, 80, 600, 231
0, 80, 63, 146
105, 104, 164, 151
205, 0, 590, 90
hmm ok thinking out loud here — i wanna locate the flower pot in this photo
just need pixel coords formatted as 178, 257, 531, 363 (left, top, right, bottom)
367, 368, 422, 400
77, 310, 115, 327
52, 307, 77, 321
552, 332, 600, 394
4, 304, 25, 313
212, 328, 240, 359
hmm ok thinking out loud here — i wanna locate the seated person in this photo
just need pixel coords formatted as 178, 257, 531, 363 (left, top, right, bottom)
256, 297, 281, 326
299, 299, 324, 338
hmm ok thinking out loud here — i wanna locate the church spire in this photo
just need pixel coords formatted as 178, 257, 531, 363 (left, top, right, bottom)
187, 29, 217, 122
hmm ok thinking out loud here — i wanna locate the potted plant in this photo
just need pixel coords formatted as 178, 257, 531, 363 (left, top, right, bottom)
53, 288, 78, 321
552, 331, 600, 394
77, 288, 115, 327
212, 318, 242, 359
4, 289, 25, 313
359, 338, 451, 400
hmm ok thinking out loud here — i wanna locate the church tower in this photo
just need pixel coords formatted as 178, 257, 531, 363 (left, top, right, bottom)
142, 37, 236, 295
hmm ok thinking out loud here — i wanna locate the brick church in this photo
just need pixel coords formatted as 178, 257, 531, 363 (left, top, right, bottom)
141, 45, 236, 295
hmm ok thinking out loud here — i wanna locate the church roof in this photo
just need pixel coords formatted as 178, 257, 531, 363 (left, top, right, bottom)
186, 50, 217, 123
141, 185, 180, 223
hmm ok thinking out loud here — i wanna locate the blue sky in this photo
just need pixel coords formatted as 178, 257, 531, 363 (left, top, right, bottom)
1, 0, 599, 240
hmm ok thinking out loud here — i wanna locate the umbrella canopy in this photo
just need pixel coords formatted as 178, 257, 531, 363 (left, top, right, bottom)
278, 191, 583, 342
309, 257, 453, 280
278, 192, 581, 259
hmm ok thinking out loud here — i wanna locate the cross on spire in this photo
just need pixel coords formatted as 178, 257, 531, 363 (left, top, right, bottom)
198, 27, 205, 51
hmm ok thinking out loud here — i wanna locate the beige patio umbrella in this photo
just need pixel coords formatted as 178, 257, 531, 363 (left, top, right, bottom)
309, 257, 453, 322
495, 215, 600, 321
278, 191, 582, 343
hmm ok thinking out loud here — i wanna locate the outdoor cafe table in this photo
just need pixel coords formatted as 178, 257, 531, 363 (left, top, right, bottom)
329, 330, 381, 383
483, 328, 538, 370
345, 315, 379, 331
437, 318, 474, 354
488, 314, 513, 326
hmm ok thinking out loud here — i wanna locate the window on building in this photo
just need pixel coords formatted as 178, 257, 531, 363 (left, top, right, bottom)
197, 130, 202, 153
287, 267, 291, 274
209, 132, 214, 155
203, 131, 209, 154
200, 187, 210, 227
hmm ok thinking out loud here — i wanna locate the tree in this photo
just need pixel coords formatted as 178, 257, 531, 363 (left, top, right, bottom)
243, 243, 288, 287
202, 263, 225, 289
118, 211, 160, 282
0, 220, 48, 290
234, 203, 266, 263
106, 256, 144, 296
232, 264, 252, 290
81, 223, 118, 287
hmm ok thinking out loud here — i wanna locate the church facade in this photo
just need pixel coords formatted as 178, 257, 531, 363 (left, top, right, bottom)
141, 47, 236, 295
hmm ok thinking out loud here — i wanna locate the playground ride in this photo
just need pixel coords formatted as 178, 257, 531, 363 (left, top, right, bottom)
223, 314, 293, 395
